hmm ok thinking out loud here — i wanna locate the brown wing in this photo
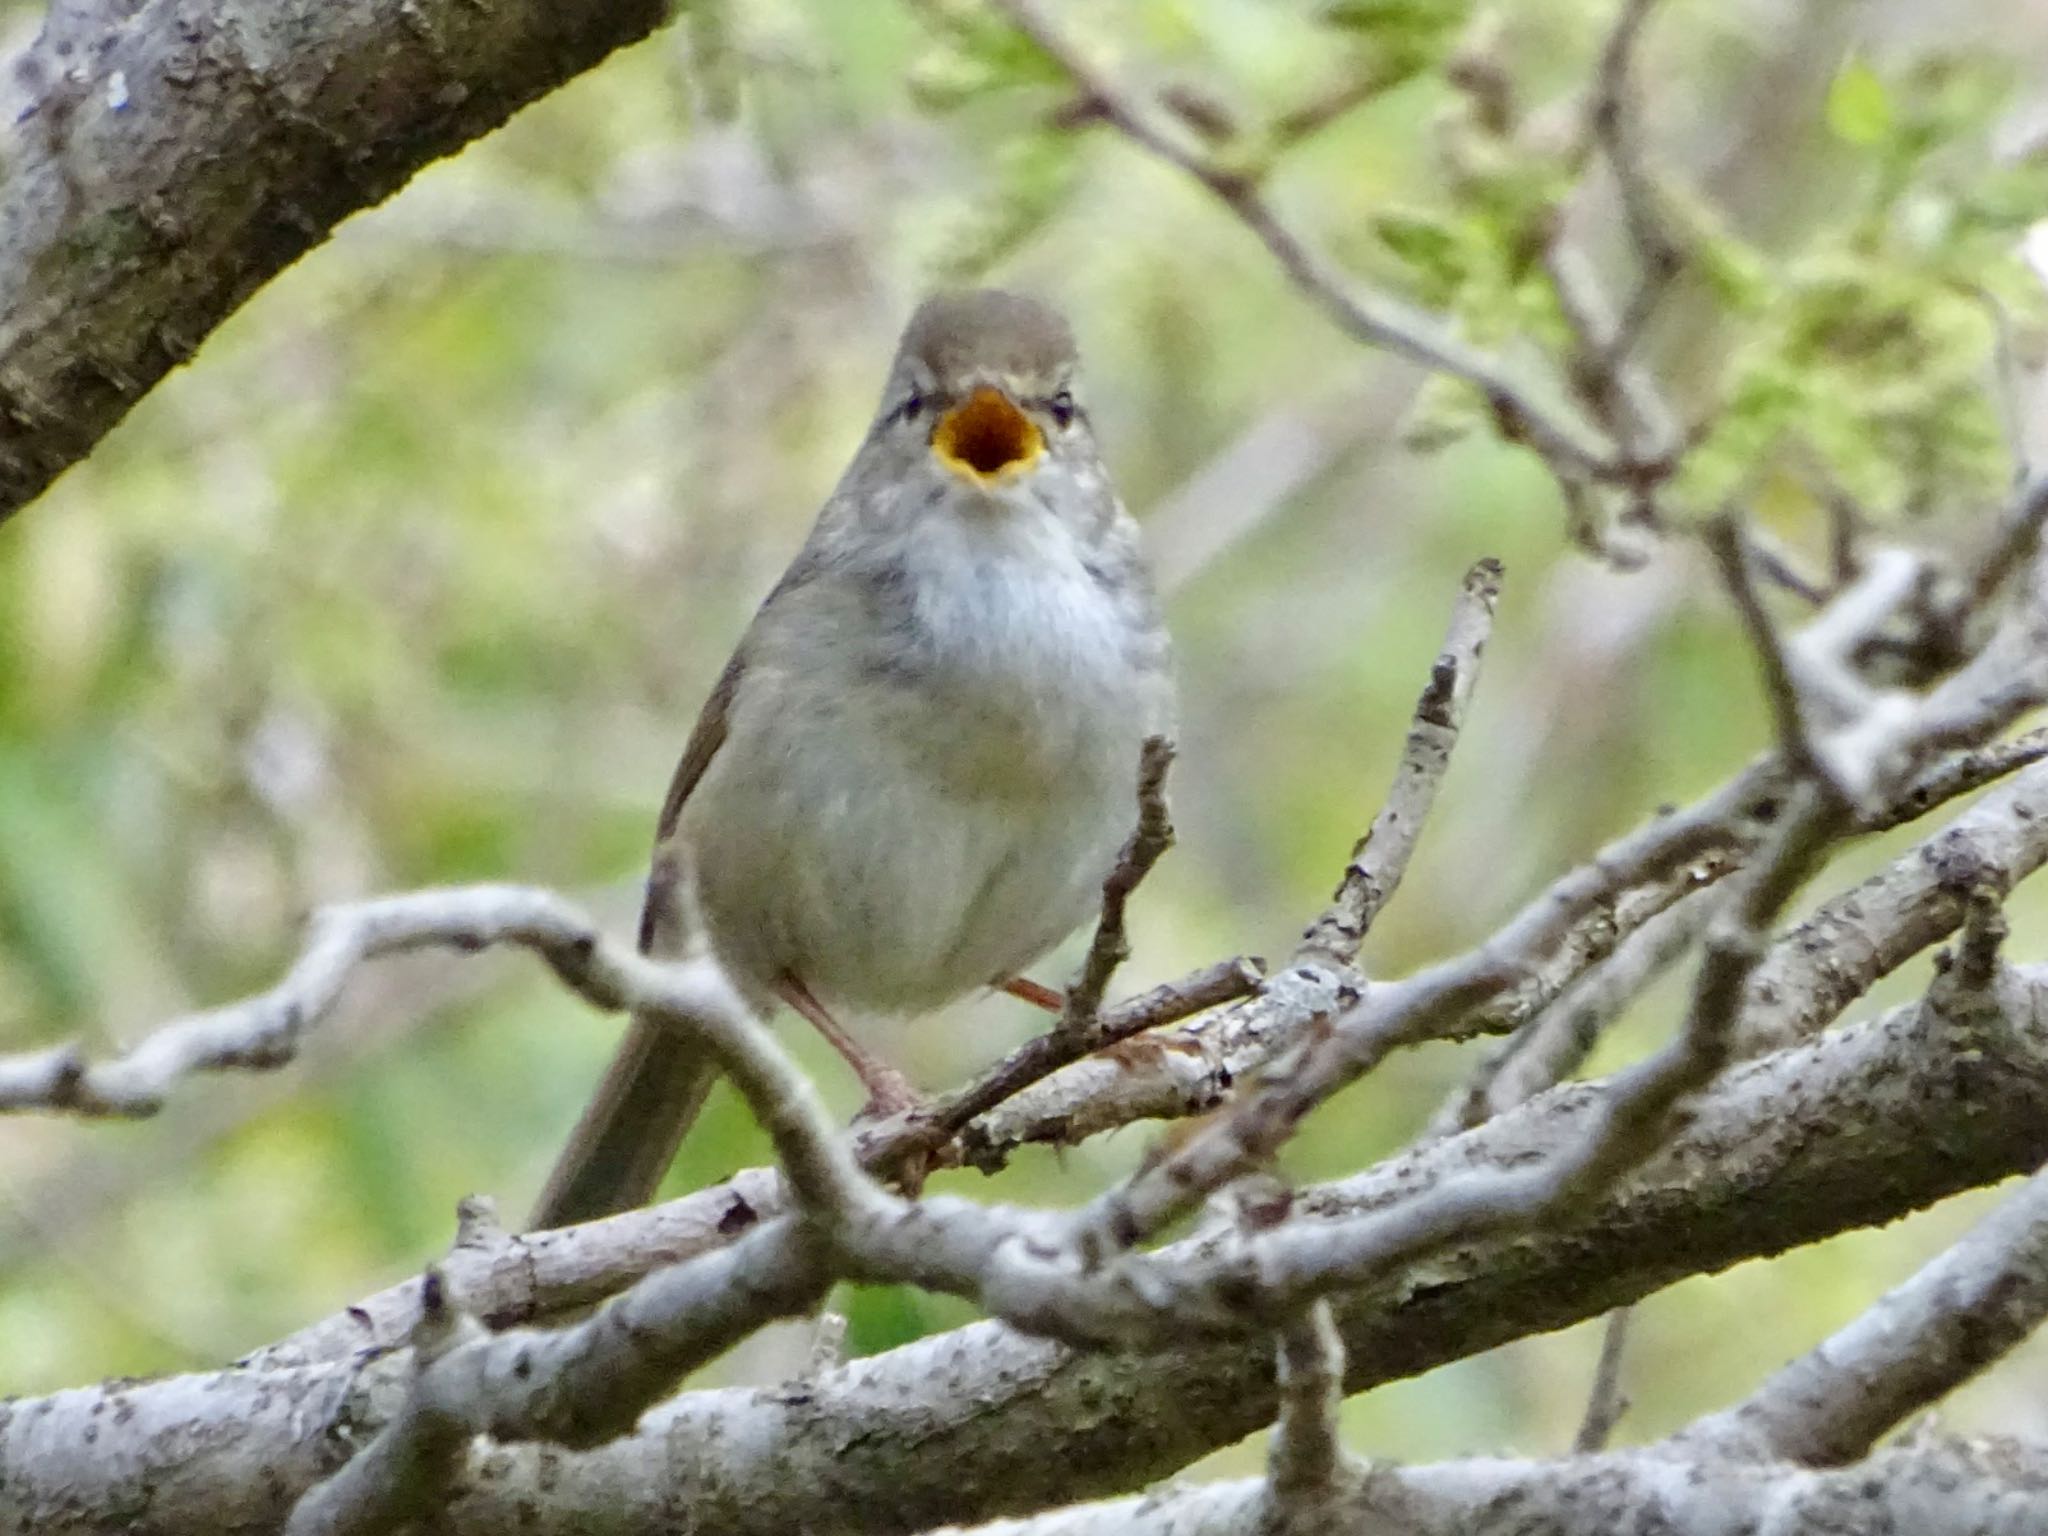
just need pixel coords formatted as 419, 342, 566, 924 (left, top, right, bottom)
634, 552, 820, 956
534, 550, 826, 1229
636, 649, 743, 955
533, 634, 757, 1227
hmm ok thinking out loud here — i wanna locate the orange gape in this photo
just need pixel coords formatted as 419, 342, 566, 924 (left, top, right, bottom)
932, 386, 1045, 478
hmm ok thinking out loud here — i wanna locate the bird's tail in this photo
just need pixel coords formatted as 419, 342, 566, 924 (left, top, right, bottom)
529, 1012, 719, 1230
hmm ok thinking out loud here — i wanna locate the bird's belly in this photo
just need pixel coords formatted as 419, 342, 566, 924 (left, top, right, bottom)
684, 631, 1152, 1012
686, 700, 1133, 1013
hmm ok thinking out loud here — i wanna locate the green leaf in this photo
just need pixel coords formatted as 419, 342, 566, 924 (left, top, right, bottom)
1827, 55, 1893, 147
1399, 374, 1488, 454
1324, 0, 1469, 48
1373, 208, 1466, 289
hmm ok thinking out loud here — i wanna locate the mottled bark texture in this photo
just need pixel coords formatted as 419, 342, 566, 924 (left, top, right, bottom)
0, 0, 671, 520
942, 1438, 2048, 1536
8, 968, 2048, 1535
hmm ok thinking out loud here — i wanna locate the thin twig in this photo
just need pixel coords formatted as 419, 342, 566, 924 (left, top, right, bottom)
888, 955, 1261, 1158
1266, 1300, 1359, 1528
1219, 788, 1841, 1315
1432, 881, 1721, 1136
1587, 0, 1683, 366
1062, 735, 1177, 1032
1091, 763, 1798, 1247
1961, 471, 2048, 619
1269, 66, 1410, 151
1573, 1306, 1635, 1452
0, 888, 628, 1118
982, 0, 1616, 486
1864, 726, 2048, 832
1298, 558, 1504, 966
1542, 235, 1676, 468
1093, 489, 2048, 1254
1703, 515, 1814, 775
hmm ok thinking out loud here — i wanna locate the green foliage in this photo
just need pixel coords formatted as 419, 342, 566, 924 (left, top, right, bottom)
1825, 54, 1893, 148
1672, 49, 2043, 517
1321, 0, 1474, 93
930, 131, 1084, 280
1682, 255, 2008, 514
906, 3, 1069, 109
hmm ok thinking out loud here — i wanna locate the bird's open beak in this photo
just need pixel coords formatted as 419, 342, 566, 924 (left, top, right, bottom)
931, 387, 1044, 485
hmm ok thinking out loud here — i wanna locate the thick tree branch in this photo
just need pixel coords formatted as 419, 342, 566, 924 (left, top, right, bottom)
0, 0, 669, 521
935, 1437, 2048, 1536
17, 962, 2048, 1534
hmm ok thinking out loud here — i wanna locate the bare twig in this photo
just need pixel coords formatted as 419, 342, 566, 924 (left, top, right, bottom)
1062, 735, 1177, 1032
1703, 515, 1815, 774
0, 888, 642, 1118
981, 0, 1616, 486
1573, 1307, 1635, 1453
1543, 237, 1676, 469
1744, 528, 1830, 606
1863, 726, 2048, 832
1587, 0, 1683, 364
882, 954, 1261, 1166
1741, 757, 2048, 1055
1960, 471, 2048, 620
1269, 66, 1414, 153
1266, 1300, 1359, 1530
1298, 558, 1504, 966
1057, 485, 2045, 1316
1240, 791, 1836, 1305
1092, 757, 1782, 1247
1432, 881, 1720, 1136
1686, 1157, 2048, 1466
940, 788, 1851, 1349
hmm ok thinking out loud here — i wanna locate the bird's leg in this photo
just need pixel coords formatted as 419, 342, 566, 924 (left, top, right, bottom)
775, 975, 923, 1119
1001, 975, 1065, 1013
776, 975, 943, 1195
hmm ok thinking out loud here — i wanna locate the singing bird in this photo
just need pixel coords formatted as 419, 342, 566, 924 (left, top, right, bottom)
533, 290, 1174, 1228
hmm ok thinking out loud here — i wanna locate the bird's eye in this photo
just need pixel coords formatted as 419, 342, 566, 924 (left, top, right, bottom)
1049, 389, 1076, 428
899, 390, 926, 424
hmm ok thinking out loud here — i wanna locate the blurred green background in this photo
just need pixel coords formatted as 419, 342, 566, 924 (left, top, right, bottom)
5, 0, 2048, 1479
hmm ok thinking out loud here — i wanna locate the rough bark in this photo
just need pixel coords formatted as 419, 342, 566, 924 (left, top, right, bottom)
0, 0, 671, 521
937, 1438, 2048, 1536
8, 967, 2048, 1536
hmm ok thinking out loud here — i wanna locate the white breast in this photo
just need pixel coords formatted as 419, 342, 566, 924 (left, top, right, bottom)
681, 510, 1166, 1015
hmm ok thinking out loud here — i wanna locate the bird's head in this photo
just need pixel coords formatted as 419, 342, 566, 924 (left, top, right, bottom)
874, 289, 1089, 494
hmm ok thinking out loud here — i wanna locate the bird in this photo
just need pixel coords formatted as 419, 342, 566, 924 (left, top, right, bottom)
531, 289, 1175, 1230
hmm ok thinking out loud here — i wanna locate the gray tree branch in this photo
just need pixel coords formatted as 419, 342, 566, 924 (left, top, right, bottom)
17, 955, 2048, 1534
933, 1437, 2048, 1536
0, 0, 668, 521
